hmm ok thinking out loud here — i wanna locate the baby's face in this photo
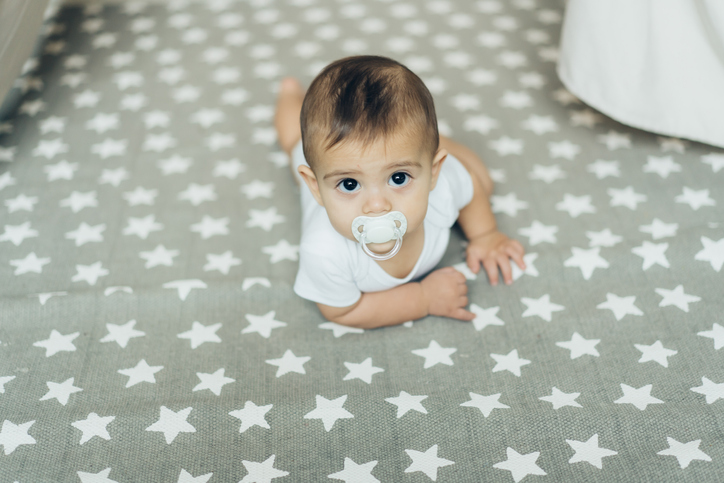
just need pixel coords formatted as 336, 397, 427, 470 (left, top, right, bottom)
298, 132, 446, 255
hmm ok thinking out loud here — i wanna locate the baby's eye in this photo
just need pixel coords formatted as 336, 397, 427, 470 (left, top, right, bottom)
338, 178, 360, 193
389, 172, 410, 187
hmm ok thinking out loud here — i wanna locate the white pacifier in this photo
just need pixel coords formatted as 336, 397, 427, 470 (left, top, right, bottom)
351, 211, 408, 261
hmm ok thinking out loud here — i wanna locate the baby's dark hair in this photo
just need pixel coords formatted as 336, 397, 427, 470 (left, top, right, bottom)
300, 55, 439, 170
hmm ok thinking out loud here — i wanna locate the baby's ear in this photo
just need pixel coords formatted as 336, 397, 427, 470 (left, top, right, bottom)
429, 148, 448, 191
298, 165, 324, 206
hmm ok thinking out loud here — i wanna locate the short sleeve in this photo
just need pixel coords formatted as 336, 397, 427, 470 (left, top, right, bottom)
443, 154, 475, 211
293, 246, 362, 308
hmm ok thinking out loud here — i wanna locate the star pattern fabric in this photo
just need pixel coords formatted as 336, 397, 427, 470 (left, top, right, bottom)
1, 0, 723, 481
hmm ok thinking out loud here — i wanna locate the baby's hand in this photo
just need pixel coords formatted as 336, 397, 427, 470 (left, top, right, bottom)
466, 231, 526, 286
420, 267, 475, 321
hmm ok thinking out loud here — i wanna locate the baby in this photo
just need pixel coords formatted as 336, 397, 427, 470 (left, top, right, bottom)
273, 55, 526, 329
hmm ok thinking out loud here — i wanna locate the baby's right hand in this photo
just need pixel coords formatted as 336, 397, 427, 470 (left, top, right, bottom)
420, 267, 475, 321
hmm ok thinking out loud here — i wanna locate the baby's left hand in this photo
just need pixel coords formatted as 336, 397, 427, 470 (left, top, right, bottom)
466, 230, 526, 286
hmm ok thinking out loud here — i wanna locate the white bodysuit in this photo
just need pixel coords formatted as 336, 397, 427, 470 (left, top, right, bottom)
291, 140, 474, 308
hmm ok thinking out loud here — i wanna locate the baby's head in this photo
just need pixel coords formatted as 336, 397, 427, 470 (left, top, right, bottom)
297, 55, 448, 254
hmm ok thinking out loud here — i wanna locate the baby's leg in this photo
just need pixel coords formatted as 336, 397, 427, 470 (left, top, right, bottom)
274, 77, 305, 158
439, 135, 494, 197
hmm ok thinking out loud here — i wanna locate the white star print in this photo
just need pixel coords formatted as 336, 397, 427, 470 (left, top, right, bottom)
98, 167, 129, 186
229, 401, 273, 433
555, 193, 595, 217
243, 311, 287, 338
0, 221, 39, 246
123, 186, 158, 206
328, 458, 379, 483
694, 236, 724, 271
247, 207, 286, 231
614, 384, 663, 410
241, 179, 275, 199
163, 279, 207, 301
488, 136, 524, 155
521, 294, 564, 322
548, 140, 580, 160
634, 340, 677, 367
0, 420, 36, 455
597, 130, 631, 150
539, 387, 581, 409
404, 444, 454, 481
491, 349, 531, 376
697, 323, 724, 349
190, 215, 229, 239
266, 349, 310, 377
203, 251, 241, 274
262, 239, 299, 263
72, 262, 109, 285
493, 447, 546, 482
44, 159, 78, 181
177, 469, 212, 483
123, 214, 163, 239
239, 455, 289, 483
318, 322, 364, 337
76, 467, 117, 483
528, 163, 566, 183
690, 377, 724, 404
675, 187, 715, 210
655, 285, 700, 312
657, 438, 711, 468
517, 220, 558, 245
304, 395, 354, 432
40, 377, 83, 406
34, 291, 67, 305
5, 193, 38, 212
92, 138, 127, 159
643, 155, 681, 178
343, 358, 384, 384
586, 228, 622, 247
139, 244, 179, 268
463, 114, 498, 134
66, 222, 106, 246
385, 391, 428, 418
213, 158, 246, 178
470, 304, 505, 331
639, 218, 678, 240
178, 183, 217, 205
608, 186, 647, 210
158, 154, 192, 175
117, 359, 163, 388
597, 293, 643, 321
587, 159, 620, 179
411, 340, 457, 368
460, 392, 510, 417
0, 375, 16, 393
564, 246, 609, 280
631, 241, 670, 270
566, 434, 617, 469
33, 329, 79, 357
100, 320, 145, 348
556, 332, 600, 359
193, 368, 235, 396
71, 413, 115, 445
145, 406, 195, 444
9, 252, 50, 275
702, 152, 724, 173
491, 192, 528, 216
177, 321, 222, 349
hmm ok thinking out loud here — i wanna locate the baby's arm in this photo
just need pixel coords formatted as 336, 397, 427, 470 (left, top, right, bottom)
439, 135, 526, 285
317, 267, 474, 329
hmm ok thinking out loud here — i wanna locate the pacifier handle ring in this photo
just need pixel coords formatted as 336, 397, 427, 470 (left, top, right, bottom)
359, 227, 403, 261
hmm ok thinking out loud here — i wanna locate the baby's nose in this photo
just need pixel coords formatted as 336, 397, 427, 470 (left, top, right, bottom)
363, 190, 392, 214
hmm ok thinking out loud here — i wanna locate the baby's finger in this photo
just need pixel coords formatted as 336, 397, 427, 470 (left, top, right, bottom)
483, 258, 499, 286
458, 295, 468, 307
506, 245, 526, 270
497, 255, 513, 285
511, 239, 525, 255
454, 307, 476, 321
466, 255, 481, 274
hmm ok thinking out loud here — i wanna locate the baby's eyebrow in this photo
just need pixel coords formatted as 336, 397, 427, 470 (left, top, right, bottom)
322, 160, 422, 181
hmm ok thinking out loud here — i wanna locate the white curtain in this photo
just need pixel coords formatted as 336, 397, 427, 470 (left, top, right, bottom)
557, 0, 724, 149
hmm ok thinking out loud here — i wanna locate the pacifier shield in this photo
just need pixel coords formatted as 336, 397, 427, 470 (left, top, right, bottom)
351, 211, 408, 244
